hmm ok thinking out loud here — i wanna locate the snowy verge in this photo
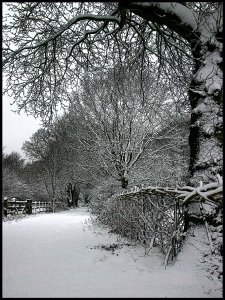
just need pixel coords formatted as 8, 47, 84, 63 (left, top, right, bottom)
3, 207, 222, 298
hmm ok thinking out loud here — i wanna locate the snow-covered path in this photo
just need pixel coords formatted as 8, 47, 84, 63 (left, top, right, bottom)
3, 207, 222, 298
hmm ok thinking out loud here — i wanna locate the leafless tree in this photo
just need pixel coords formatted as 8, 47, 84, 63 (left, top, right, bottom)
3, 2, 223, 187
2, 151, 25, 173
69, 64, 189, 188
130, 116, 190, 187
22, 128, 64, 201
2, 151, 33, 200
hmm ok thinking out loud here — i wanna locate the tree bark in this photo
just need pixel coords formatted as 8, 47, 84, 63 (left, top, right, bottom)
188, 41, 223, 185
72, 183, 80, 207
121, 176, 128, 189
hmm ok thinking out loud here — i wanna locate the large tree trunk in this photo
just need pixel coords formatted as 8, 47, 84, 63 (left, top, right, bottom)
186, 40, 223, 224
188, 41, 223, 186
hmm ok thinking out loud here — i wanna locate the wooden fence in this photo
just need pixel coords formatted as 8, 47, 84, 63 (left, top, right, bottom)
3, 198, 65, 217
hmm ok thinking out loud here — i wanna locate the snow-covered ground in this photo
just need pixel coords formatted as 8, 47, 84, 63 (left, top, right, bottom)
3, 207, 222, 298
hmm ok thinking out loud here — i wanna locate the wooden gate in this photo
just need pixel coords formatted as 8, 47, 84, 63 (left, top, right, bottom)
3, 198, 53, 217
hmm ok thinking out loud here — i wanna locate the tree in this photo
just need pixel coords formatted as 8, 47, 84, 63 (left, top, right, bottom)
130, 116, 190, 187
2, 167, 33, 200
69, 64, 189, 188
2, 151, 25, 173
3, 2, 223, 186
56, 110, 113, 182
22, 127, 64, 201
2, 151, 33, 200
22, 160, 51, 202
22, 116, 97, 204
66, 182, 80, 207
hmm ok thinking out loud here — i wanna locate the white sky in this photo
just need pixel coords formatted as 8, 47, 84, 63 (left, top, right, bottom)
2, 95, 42, 158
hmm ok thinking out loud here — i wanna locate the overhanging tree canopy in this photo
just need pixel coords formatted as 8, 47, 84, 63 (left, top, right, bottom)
3, 2, 223, 185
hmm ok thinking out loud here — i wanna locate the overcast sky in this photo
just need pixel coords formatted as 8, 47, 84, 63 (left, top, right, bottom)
3, 95, 42, 159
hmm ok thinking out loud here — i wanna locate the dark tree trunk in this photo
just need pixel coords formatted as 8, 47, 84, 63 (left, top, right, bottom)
188, 41, 223, 186
121, 176, 128, 189
72, 183, 80, 207
66, 183, 73, 207
186, 40, 223, 223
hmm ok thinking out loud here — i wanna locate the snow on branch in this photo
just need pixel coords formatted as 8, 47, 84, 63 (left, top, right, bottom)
116, 174, 223, 206
3, 13, 120, 66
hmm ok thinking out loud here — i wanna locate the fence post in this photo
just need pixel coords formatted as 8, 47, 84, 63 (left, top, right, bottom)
53, 198, 55, 213
4, 198, 8, 217
26, 199, 32, 214
142, 196, 146, 245
183, 205, 189, 232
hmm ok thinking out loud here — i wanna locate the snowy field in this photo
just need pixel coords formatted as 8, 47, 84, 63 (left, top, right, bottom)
3, 207, 222, 298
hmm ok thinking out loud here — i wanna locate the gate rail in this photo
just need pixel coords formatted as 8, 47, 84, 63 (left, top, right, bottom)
3, 198, 64, 217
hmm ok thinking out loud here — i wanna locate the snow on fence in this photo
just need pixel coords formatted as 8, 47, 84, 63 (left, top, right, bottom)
31, 200, 53, 214
3, 199, 28, 216
92, 175, 223, 267
3, 198, 66, 217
